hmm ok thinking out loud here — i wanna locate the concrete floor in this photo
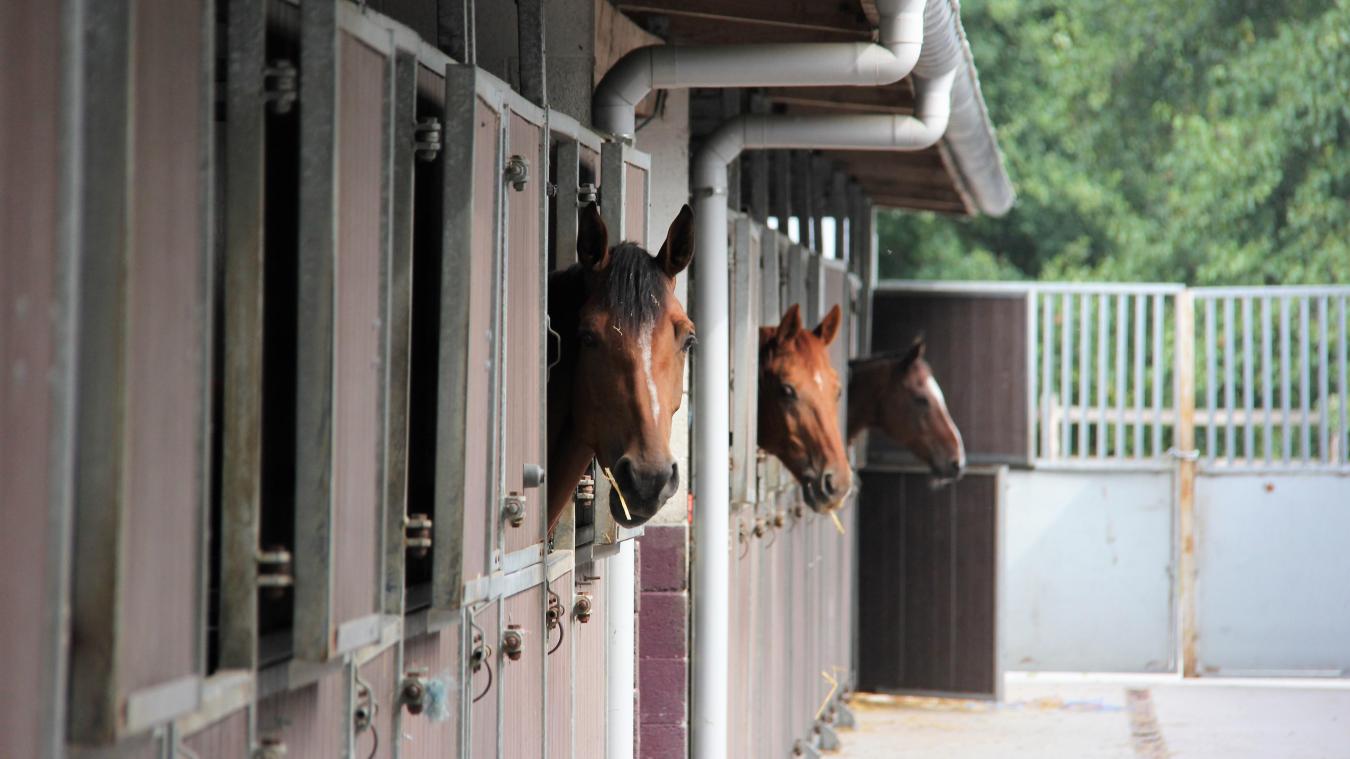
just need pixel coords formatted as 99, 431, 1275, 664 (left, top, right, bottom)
837, 674, 1350, 759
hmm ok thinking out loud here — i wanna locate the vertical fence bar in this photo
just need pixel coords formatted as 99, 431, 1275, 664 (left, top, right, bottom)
1300, 297, 1311, 462
1280, 297, 1292, 463
1041, 293, 1054, 458
1134, 294, 1145, 457
1153, 294, 1164, 457
1062, 293, 1074, 458
1028, 290, 1040, 461
1262, 297, 1274, 465
1319, 297, 1330, 462
1223, 297, 1235, 463
1114, 294, 1127, 456
1078, 294, 1090, 459
1340, 297, 1348, 465
1204, 297, 1217, 462
1096, 294, 1108, 458
1241, 297, 1254, 463
1174, 290, 1198, 677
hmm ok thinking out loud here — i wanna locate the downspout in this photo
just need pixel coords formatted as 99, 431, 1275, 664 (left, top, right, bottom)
593, 0, 929, 139
688, 2, 980, 756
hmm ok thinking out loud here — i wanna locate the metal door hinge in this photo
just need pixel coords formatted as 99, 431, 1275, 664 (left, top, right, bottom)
414, 117, 442, 161
577, 183, 598, 205
263, 60, 297, 114
257, 547, 293, 598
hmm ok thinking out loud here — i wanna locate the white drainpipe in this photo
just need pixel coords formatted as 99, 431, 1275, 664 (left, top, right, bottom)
593, 0, 929, 139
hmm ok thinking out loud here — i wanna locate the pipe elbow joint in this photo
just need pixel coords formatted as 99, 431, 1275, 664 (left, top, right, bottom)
593, 46, 659, 138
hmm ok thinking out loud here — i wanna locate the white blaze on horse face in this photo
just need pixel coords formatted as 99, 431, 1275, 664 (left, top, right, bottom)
926, 375, 966, 466
640, 324, 660, 423
814, 370, 825, 391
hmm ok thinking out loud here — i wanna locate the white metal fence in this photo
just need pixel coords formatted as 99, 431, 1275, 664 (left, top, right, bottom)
1032, 284, 1350, 470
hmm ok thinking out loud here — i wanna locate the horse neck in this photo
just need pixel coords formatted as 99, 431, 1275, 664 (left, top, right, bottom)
846, 360, 891, 441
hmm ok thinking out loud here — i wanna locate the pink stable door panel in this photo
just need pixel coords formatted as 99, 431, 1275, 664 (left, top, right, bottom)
502, 111, 547, 556
356, 645, 400, 759
462, 97, 502, 586
400, 625, 463, 759
183, 708, 251, 758
256, 664, 350, 756
545, 570, 574, 759
502, 583, 547, 759
330, 30, 388, 644
572, 569, 607, 758
470, 599, 502, 759
624, 163, 648, 245
0, 0, 65, 753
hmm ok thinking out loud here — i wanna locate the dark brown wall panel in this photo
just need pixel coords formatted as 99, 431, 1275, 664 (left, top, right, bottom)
331, 33, 387, 630
0, 1, 61, 754
857, 470, 999, 697
869, 292, 1029, 464
120, 0, 205, 694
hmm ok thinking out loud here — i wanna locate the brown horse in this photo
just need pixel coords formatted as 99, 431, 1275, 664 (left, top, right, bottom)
547, 203, 695, 530
758, 303, 853, 512
847, 338, 965, 482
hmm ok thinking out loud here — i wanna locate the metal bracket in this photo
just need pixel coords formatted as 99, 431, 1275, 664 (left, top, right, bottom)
814, 721, 841, 751
399, 668, 428, 715
523, 463, 546, 489
256, 547, 294, 598
253, 738, 287, 759
832, 700, 857, 729
1166, 447, 1201, 461
577, 183, 598, 205
405, 513, 432, 558
504, 155, 529, 191
263, 60, 298, 115
573, 593, 594, 624
792, 738, 822, 758
413, 117, 442, 161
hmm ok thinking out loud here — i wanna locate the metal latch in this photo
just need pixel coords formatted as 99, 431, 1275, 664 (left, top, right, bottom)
399, 668, 428, 715
414, 117, 442, 161
263, 60, 298, 115
257, 546, 293, 599
577, 183, 598, 205
405, 513, 432, 558
253, 738, 287, 759
574, 475, 595, 505
523, 463, 546, 489
502, 625, 526, 661
502, 493, 526, 528
504, 155, 529, 191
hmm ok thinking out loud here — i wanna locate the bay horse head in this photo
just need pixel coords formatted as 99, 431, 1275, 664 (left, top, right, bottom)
848, 338, 965, 484
546, 203, 695, 530
758, 303, 853, 512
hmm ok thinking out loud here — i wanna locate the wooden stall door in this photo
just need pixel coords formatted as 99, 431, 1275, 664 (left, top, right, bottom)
856, 469, 1002, 698
502, 111, 547, 558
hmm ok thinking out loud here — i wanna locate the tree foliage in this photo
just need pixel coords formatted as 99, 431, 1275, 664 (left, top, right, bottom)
878, 0, 1350, 284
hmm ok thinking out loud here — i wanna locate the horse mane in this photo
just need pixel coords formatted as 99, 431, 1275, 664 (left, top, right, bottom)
601, 243, 668, 329
848, 343, 923, 371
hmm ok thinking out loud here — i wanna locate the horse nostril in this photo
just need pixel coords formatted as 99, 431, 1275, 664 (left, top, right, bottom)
821, 470, 838, 497
948, 460, 964, 477
668, 461, 680, 490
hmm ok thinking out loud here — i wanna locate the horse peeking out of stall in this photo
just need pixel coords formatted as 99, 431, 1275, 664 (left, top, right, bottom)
758, 303, 854, 512
847, 339, 966, 484
546, 203, 696, 531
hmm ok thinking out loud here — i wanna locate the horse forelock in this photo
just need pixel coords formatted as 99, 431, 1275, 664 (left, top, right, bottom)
600, 243, 669, 330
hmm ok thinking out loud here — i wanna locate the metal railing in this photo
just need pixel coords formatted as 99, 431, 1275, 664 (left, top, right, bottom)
1031, 284, 1350, 470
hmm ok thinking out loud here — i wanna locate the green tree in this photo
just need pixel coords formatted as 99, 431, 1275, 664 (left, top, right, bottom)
878, 0, 1350, 285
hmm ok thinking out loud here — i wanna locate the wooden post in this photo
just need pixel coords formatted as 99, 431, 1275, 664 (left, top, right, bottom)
1174, 290, 1199, 677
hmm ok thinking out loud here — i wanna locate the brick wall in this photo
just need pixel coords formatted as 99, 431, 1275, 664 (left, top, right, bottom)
637, 524, 689, 758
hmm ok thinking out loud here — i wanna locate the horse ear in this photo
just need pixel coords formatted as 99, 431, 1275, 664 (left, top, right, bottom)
813, 304, 842, 346
775, 304, 803, 343
577, 202, 610, 272
656, 204, 694, 277
896, 335, 925, 375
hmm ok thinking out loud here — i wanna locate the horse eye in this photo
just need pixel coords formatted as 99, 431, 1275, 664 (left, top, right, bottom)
782, 383, 797, 400
579, 330, 600, 348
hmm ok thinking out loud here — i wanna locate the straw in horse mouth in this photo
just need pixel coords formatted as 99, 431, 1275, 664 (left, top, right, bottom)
601, 466, 633, 522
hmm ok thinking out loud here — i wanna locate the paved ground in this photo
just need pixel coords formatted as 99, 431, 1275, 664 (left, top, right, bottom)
837, 674, 1350, 759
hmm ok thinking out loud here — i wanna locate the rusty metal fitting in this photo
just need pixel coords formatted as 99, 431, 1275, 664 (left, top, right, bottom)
254, 737, 287, 759
574, 593, 594, 623
502, 626, 525, 661
504, 155, 529, 191
773, 511, 787, 528
502, 493, 526, 528
399, 668, 428, 715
